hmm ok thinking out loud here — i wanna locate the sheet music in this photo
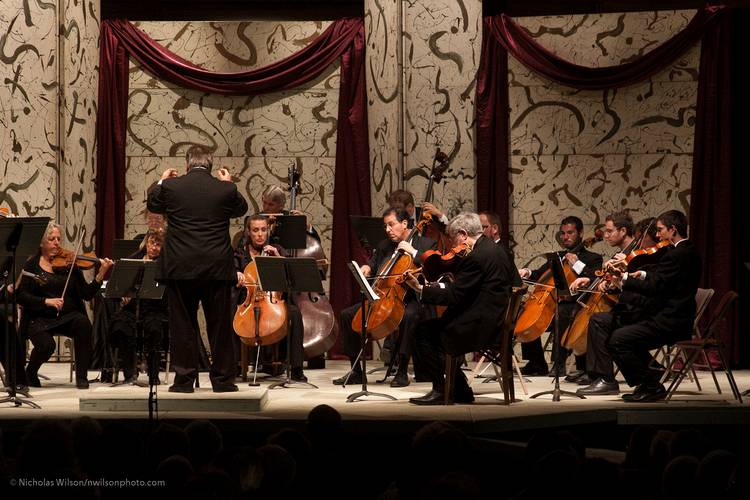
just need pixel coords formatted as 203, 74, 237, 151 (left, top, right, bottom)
350, 260, 379, 301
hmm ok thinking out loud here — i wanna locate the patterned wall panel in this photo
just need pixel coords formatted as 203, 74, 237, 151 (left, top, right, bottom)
508, 10, 699, 267
1, 1, 58, 219
124, 21, 338, 276
61, 0, 99, 250
365, 0, 400, 215
402, 0, 482, 217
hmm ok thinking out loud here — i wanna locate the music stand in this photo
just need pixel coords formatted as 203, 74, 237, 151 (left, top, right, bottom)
268, 215, 307, 251
343, 261, 396, 402
350, 215, 387, 251
0, 217, 49, 409
112, 239, 142, 260
255, 256, 322, 389
529, 253, 585, 402
105, 259, 166, 422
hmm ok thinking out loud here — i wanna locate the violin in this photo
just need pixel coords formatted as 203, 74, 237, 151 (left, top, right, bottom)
50, 248, 102, 272
419, 242, 471, 282
596, 239, 671, 279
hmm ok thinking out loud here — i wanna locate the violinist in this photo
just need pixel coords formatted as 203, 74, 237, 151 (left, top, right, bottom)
480, 211, 522, 288
17, 223, 114, 389
147, 145, 248, 393
234, 214, 308, 382
333, 208, 437, 388
517, 216, 603, 377
108, 228, 168, 385
578, 210, 700, 402
403, 212, 516, 405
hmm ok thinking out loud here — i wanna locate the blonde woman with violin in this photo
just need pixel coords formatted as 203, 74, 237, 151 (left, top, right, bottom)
17, 222, 113, 389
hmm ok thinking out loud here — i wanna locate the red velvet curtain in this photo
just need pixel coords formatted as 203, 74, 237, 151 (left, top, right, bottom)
96, 18, 370, 317
690, 13, 739, 363
476, 6, 742, 362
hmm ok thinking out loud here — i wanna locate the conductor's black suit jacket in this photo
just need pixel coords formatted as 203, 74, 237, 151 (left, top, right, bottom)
147, 168, 248, 281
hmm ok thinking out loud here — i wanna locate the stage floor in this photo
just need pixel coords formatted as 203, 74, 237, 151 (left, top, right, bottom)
2, 361, 748, 433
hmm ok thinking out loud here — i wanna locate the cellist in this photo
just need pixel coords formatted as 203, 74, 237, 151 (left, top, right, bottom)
568, 210, 635, 389
234, 214, 308, 382
333, 208, 436, 388
517, 216, 603, 377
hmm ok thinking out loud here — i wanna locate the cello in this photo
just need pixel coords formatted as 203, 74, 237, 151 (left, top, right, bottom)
514, 232, 602, 343
284, 164, 339, 359
233, 250, 288, 347
351, 216, 429, 340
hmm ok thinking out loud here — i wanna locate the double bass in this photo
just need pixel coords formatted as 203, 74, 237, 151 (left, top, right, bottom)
417, 149, 452, 252
514, 232, 601, 343
284, 164, 339, 358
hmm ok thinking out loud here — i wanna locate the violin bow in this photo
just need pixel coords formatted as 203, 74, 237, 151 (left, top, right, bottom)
58, 226, 86, 315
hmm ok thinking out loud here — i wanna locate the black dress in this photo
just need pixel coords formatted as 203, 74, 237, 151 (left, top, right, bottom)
17, 254, 101, 385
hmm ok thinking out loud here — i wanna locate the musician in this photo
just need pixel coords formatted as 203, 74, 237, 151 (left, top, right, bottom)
577, 210, 700, 402
480, 211, 522, 288
17, 223, 114, 389
517, 216, 603, 377
333, 208, 436, 387
108, 228, 168, 385
635, 217, 659, 248
147, 145, 248, 393
403, 212, 515, 405
387, 190, 419, 228
261, 185, 320, 238
569, 211, 635, 389
234, 214, 308, 382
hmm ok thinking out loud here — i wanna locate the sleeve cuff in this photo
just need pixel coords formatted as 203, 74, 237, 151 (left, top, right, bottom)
572, 260, 586, 274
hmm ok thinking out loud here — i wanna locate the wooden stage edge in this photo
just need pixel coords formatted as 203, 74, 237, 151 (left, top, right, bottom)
2, 362, 749, 434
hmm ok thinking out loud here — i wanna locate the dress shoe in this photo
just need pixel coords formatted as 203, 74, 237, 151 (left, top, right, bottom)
390, 372, 410, 387
26, 371, 42, 388
76, 379, 90, 390
290, 369, 308, 383
333, 371, 364, 386
576, 378, 619, 395
520, 363, 549, 376
409, 390, 447, 405
168, 384, 194, 394
121, 375, 139, 385
453, 388, 475, 404
575, 374, 594, 386
564, 370, 585, 383
622, 383, 666, 403
213, 384, 239, 393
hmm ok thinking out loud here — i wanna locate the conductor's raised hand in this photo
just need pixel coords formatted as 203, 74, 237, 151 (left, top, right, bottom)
160, 168, 179, 181
217, 168, 232, 182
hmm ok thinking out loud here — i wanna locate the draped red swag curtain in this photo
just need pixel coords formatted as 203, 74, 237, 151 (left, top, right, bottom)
96, 18, 370, 317
476, 6, 741, 363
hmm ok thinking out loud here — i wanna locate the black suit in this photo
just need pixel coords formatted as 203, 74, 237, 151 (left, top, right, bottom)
415, 235, 514, 392
522, 246, 603, 370
602, 239, 701, 387
339, 232, 436, 370
147, 168, 248, 389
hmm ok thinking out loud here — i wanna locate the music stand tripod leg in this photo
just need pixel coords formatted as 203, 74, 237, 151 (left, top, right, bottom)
346, 293, 395, 402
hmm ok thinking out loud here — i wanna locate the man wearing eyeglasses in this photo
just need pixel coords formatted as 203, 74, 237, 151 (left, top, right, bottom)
333, 208, 436, 388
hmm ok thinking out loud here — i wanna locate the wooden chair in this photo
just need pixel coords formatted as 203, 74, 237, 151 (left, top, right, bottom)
665, 291, 742, 403
444, 286, 528, 405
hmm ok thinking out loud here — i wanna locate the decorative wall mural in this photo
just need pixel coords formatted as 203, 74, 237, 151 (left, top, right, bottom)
1, 1, 58, 220
125, 21, 338, 271
508, 10, 698, 265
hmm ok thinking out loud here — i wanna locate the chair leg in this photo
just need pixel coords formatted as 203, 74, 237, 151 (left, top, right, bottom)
491, 363, 511, 405
164, 351, 171, 385
666, 349, 701, 401
512, 355, 528, 395
703, 349, 721, 394
469, 356, 489, 387
715, 347, 742, 403
444, 356, 454, 405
